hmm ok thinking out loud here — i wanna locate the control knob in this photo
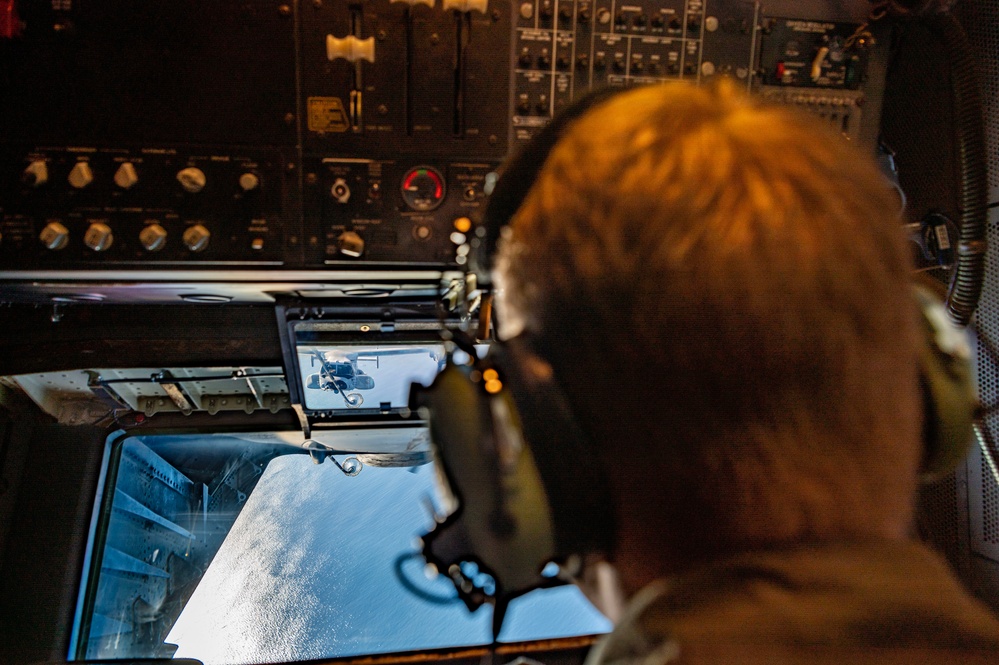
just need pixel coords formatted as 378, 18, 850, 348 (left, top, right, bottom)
177, 167, 207, 193
140, 224, 168, 252
183, 224, 211, 252
338, 231, 364, 258
39, 221, 69, 250
239, 172, 260, 192
114, 162, 139, 189
22, 160, 49, 187
68, 162, 94, 189
84, 222, 114, 252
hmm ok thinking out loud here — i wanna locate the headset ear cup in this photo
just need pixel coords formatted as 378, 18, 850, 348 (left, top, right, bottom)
914, 280, 978, 481
411, 339, 617, 602
497, 338, 617, 560
413, 357, 559, 599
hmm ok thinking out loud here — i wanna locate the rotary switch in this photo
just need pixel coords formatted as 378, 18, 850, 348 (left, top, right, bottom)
68, 161, 94, 189
338, 231, 365, 258
114, 162, 139, 189
326, 35, 375, 63
22, 160, 49, 187
177, 167, 207, 193
39, 221, 69, 250
183, 224, 211, 252
140, 224, 168, 252
84, 222, 114, 252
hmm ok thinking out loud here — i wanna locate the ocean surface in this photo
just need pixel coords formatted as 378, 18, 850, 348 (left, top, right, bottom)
168, 455, 611, 665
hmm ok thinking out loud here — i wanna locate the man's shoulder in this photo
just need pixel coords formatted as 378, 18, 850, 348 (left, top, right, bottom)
587, 540, 999, 665
665, 643, 999, 665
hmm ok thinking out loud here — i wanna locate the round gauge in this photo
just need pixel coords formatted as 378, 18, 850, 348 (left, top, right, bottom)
401, 166, 446, 211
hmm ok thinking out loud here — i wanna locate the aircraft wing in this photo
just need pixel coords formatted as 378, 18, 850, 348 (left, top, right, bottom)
353, 347, 437, 362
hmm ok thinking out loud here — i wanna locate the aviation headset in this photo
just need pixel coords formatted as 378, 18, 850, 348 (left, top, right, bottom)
410, 85, 978, 627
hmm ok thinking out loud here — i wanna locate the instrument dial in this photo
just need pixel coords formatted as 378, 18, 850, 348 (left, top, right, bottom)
401, 167, 446, 212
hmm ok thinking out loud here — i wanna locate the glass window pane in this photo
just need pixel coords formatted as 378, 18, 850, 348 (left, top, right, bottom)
80, 433, 610, 664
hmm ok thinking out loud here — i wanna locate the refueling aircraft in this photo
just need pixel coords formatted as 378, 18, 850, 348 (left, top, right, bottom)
305, 348, 444, 407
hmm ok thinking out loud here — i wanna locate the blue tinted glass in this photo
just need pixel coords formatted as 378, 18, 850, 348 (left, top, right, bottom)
82, 436, 609, 664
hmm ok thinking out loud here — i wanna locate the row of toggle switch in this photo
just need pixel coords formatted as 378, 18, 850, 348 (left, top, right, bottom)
22, 161, 261, 194
38, 221, 212, 253
519, 2, 708, 31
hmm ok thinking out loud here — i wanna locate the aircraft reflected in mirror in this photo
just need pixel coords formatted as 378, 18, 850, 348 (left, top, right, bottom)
300, 346, 446, 410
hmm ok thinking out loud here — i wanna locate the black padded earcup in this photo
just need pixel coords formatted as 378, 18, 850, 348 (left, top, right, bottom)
411, 337, 615, 603
493, 338, 616, 558
415, 356, 558, 599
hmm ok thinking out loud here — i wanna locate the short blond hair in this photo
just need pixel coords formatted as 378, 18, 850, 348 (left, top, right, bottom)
496, 80, 923, 558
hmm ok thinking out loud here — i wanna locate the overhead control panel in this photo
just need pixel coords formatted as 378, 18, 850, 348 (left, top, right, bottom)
0, 0, 881, 279
511, 0, 760, 142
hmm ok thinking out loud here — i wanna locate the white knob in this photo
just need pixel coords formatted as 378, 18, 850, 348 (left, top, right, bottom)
140, 224, 168, 252
239, 172, 260, 192
84, 222, 114, 252
114, 162, 139, 189
177, 167, 207, 193
183, 224, 211, 252
338, 231, 365, 258
39, 221, 69, 250
443, 0, 488, 12
326, 35, 376, 63
68, 162, 94, 189
23, 160, 49, 187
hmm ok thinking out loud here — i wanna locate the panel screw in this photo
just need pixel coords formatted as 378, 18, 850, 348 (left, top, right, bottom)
284, 112, 295, 125
278, 5, 291, 17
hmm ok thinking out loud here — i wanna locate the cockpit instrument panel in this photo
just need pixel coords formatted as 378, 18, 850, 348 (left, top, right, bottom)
0, 0, 882, 284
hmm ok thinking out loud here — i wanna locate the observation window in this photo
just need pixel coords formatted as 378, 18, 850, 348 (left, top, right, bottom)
75, 430, 610, 664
